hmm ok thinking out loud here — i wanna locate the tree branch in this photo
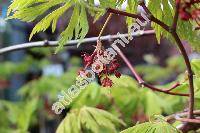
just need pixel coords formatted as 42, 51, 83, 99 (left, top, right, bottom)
165, 82, 181, 92
107, 8, 146, 21
166, 110, 200, 123
171, 32, 195, 119
0, 30, 155, 55
176, 118, 200, 124
172, 1, 180, 30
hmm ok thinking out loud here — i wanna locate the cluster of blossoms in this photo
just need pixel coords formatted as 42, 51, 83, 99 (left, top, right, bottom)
80, 41, 121, 87
177, 0, 200, 22
78, 11, 151, 87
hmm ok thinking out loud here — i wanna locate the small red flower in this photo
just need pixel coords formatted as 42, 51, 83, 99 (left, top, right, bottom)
179, 8, 192, 20
101, 77, 113, 87
114, 71, 121, 78
109, 61, 120, 73
191, 9, 200, 19
81, 41, 121, 88
176, 0, 181, 5
178, 0, 200, 23
82, 52, 97, 68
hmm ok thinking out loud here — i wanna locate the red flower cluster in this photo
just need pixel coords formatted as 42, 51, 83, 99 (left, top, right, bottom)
81, 43, 121, 87
177, 0, 200, 21
99, 60, 121, 87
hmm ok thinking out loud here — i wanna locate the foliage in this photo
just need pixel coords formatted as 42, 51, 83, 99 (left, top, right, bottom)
56, 106, 125, 133
3, 0, 200, 132
7, 0, 104, 52
0, 99, 38, 133
120, 115, 181, 133
146, 0, 200, 49
1, 56, 200, 132
7, 0, 200, 52
0, 56, 50, 80
1, 58, 200, 132
18, 67, 78, 101
1, 53, 200, 132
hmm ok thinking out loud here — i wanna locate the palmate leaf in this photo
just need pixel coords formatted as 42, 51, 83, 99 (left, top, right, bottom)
120, 116, 181, 133
120, 122, 180, 133
56, 106, 125, 133
29, 1, 72, 40
7, 0, 46, 16
7, 0, 66, 22
79, 106, 126, 133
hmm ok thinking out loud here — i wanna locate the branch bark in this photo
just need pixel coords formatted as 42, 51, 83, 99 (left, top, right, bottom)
166, 110, 200, 123
0, 30, 155, 55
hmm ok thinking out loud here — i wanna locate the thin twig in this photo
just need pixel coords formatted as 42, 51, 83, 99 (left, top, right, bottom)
176, 118, 200, 124
165, 82, 181, 92
172, 1, 180, 30
107, 8, 146, 20
117, 49, 189, 97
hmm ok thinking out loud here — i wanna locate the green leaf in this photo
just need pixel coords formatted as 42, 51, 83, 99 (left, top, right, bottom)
29, 1, 72, 40
120, 119, 180, 133
148, 0, 164, 44
192, 59, 200, 77
55, 5, 80, 53
56, 111, 80, 133
77, 5, 89, 46
56, 106, 125, 133
7, 1, 66, 22
126, 0, 139, 37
